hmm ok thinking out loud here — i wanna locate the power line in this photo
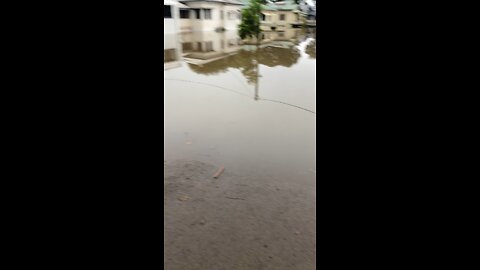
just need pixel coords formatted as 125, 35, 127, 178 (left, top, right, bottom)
165, 78, 316, 115
164, 78, 252, 98
259, 98, 316, 114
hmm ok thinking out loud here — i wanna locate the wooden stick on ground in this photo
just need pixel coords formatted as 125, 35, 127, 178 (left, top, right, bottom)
213, 166, 225, 179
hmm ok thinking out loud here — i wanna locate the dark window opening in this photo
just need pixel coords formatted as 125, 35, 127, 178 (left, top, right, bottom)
182, 42, 193, 51
193, 9, 201, 19
203, 9, 212, 19
280, 14, 285, 21
261, 14, 266, 21
164, 5, 172, 18
180, 9, 190, 19
205, 41, 213, 51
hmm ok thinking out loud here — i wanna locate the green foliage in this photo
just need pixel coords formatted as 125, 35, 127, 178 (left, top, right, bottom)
238, 0, 262, 41
305, 40, 316, 59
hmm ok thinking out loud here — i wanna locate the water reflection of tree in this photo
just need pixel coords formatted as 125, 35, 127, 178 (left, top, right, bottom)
187, 46, 301, 85
305, 40, 316, 59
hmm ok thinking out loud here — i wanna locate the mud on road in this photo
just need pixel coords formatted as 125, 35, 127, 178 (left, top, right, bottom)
164, 159, 316, 270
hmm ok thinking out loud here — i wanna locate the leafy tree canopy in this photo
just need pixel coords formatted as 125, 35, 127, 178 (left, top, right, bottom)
238, 0, 262, 41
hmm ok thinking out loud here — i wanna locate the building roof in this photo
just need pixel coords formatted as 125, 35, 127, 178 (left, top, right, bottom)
180, 0, 244, 5
165, 0, 190, 8
273, 0, 298, 10
240, 0, 298, 11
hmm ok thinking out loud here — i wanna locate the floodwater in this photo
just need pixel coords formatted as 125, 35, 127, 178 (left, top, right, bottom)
164, 29, 316, 270
164, 29, 316, 181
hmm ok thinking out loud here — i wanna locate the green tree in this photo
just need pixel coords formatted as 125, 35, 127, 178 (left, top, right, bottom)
238, 0, 262, 43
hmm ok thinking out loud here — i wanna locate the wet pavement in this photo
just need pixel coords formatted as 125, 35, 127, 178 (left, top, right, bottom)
164, 29, 316, 270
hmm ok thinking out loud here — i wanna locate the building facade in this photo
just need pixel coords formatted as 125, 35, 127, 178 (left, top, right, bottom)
164, 0, 243, 33
239, 0, 305, 31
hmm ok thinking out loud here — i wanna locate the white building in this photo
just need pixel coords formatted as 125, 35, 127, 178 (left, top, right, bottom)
164, 0, 243, 33
164, 0, 190, 34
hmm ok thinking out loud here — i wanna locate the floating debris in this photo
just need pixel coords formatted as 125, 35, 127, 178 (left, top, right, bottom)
213, 166, 225, 179
177, 195, 190, 201
225, 197, 245, 200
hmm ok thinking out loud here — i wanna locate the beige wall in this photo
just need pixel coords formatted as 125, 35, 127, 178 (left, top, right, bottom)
260, 10, 300, 31
223, 5, 241, 31
179, 9, 193, 32
164, 4, 180, 34
181, 2, 241, 32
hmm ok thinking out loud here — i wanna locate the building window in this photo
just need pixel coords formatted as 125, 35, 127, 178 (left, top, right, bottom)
280, 14, 285, 21
228, 11, 236, 20
164, 5, 172, 19
261, 13, 266, 21
180, 9, 190, 19
182, 42, 192, 51
205, 41, 213, 52
203, 9, 212, 19
193, 9, 201, 19
221, 10, 224, 19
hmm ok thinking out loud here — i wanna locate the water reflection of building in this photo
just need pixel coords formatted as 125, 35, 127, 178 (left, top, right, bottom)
164, 33, 183, 70
186, 41, 301, 77
180, 31, 242, 65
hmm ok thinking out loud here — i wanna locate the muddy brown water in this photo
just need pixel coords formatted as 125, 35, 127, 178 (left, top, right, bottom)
164, 29, 316, 270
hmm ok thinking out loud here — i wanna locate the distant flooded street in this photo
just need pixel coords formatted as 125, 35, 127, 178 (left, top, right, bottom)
165, 28, 316, 179
164, 28, 316, 270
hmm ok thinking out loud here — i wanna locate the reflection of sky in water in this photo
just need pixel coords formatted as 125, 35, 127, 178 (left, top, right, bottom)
164, 30, 316, 179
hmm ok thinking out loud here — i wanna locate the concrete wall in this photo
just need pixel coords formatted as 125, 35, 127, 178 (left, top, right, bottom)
179, 2, 241, 32
179, 9, 194, 32
223, 5, 241, 31
260, 10, 300, 31
164, 4, 180, 34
